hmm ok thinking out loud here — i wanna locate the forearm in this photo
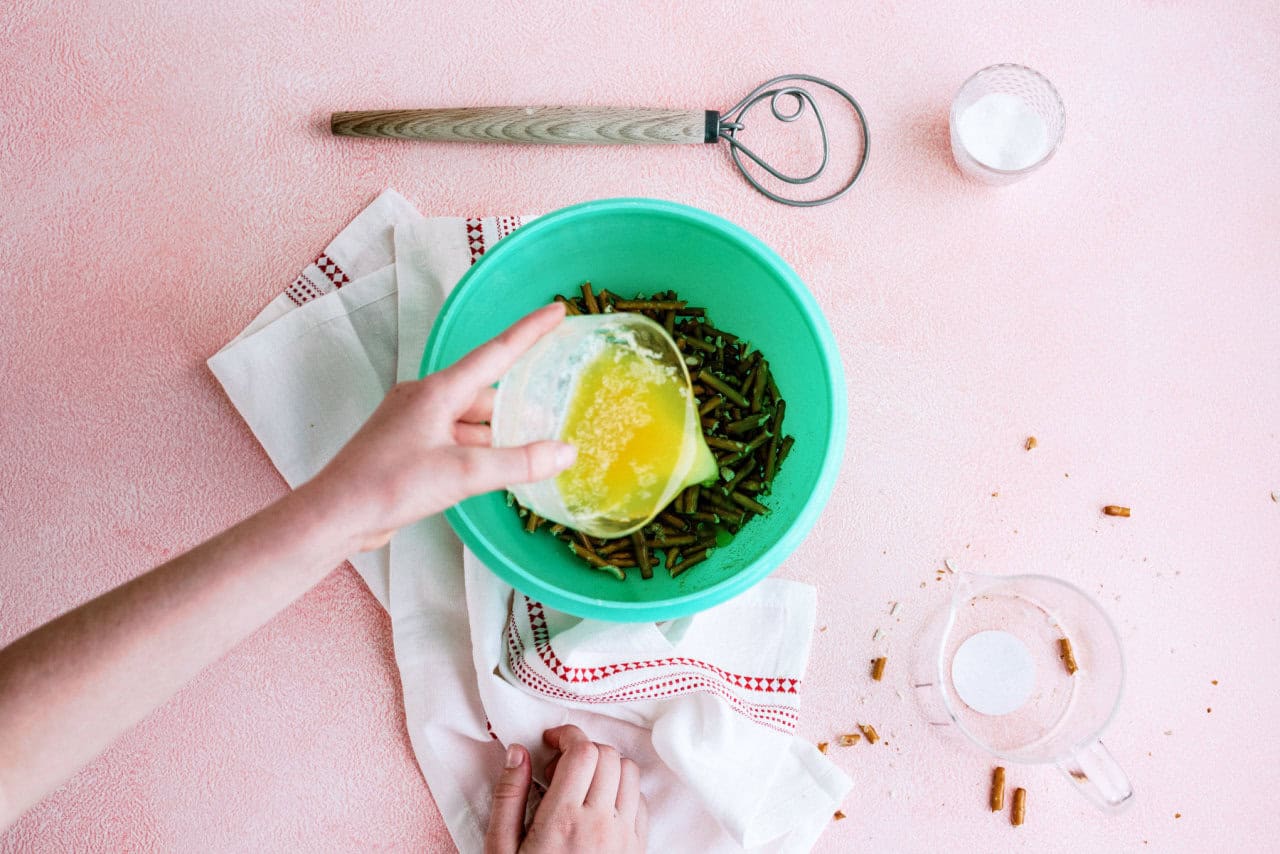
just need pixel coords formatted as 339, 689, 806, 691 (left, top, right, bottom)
0, 476, 364, 829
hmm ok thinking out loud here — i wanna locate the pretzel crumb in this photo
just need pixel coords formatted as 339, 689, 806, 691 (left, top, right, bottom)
817, 741, 829, 754
833, 810, 847, 821
1025, 436, 1037, 450
838, 733, 861, 747
1103, 505, 1131, 517
1058, 637, 1079, 674
859, 724, 880, 744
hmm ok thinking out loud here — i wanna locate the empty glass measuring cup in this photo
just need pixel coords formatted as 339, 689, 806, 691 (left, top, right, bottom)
911, 572, 1134, 811
492, 312, 717, 538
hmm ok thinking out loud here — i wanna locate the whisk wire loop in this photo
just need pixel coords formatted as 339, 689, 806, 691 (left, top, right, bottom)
717, 74, 869, 207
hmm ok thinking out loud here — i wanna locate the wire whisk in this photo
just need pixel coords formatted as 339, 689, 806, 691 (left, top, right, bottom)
332, 74, 870, 207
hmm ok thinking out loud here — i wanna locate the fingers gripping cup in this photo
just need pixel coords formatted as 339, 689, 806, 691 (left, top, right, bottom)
492, 313, 718, 539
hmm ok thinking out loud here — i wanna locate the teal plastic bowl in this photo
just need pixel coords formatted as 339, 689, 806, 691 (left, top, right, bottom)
422, 198, 845, 622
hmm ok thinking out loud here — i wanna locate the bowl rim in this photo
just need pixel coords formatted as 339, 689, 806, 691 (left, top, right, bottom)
421, 197, 847, 622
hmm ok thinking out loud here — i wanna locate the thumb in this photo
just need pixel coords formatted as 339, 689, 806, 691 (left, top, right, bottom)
484, 744, 532, 854
457, 441, 577, 494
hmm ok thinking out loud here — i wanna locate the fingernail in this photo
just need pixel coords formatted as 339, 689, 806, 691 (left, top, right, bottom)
553, 442, 577, 469
505, 744, 524, 769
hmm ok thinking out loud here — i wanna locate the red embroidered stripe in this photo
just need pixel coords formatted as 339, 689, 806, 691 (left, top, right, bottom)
314, 253, 350, 288
504, 617, 798, 733
465, 217, 486, 265
522, 599, 801, 694
495, 215, 521, 240
286, 274, 324, 306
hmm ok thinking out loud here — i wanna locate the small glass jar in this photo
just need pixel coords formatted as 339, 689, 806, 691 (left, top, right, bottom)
950, 63, 1066, 184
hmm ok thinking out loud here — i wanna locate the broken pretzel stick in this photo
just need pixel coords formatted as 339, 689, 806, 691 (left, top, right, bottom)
1102, 505, 1131, 517
1059, 637, 1079, 675
580, 282, 600, 314
871, 657, 887, 681
838, 733, 861, 747
990, 766, 1006, 812
1011, 787, 1027, 826
858, 723, 880, 744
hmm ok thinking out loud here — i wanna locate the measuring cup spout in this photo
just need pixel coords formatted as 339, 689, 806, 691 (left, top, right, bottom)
1056, 739, 1135, 812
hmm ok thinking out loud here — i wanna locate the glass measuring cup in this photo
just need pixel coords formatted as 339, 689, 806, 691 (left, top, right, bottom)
911, 572, 1134, 811
491, 312, 715, 538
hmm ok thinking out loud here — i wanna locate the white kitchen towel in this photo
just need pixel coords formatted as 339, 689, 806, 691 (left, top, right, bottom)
208, 188, 422, 607
208, 191, 850, 854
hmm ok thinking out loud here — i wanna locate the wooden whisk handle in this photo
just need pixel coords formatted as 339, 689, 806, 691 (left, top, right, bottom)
330, 107, 718, 145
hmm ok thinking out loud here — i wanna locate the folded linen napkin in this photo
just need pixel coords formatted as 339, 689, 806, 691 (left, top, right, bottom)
208, 189, 850, 853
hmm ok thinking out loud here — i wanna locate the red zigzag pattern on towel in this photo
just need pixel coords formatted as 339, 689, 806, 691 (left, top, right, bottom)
504, 597, 801, 733
466, 215, 523, 266
285, 253, 351, 306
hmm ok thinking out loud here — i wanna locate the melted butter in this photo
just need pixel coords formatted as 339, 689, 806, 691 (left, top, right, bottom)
556, 343, 716, 526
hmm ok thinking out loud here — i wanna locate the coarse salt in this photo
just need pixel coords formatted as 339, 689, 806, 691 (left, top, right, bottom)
957, 92, 1049, 171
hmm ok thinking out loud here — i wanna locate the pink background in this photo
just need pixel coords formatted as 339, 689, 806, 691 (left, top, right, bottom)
2, 1, 1277, 851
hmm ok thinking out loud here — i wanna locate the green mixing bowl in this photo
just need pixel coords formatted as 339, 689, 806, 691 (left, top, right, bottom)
421, 198, 845, 622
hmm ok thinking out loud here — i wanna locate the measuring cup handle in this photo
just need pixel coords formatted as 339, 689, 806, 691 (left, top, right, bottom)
1056, 739, 1135, 812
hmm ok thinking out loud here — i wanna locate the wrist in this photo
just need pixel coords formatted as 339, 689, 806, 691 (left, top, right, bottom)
287, 473, 378, 558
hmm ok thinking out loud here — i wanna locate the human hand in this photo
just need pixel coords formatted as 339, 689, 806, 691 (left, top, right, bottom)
307, 303, 575, 551
484, 725, 648, 854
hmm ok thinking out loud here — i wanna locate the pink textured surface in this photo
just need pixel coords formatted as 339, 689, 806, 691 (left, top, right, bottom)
2, 1, 1277, 851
